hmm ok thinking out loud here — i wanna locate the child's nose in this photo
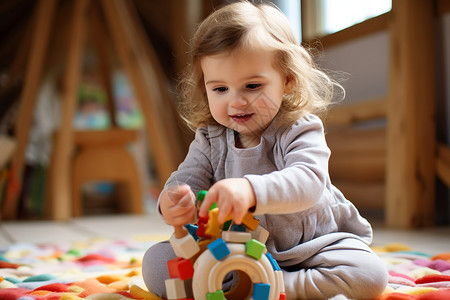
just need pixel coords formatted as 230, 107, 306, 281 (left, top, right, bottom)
230, 92, 248, 107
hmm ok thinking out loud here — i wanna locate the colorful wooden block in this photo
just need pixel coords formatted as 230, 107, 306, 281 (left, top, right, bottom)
205, 208, 222, 238
196, 221, 211, 238
230, 224, 247, 232
265, 253, 280, 271
252, 283, 271, 300
251, 225, 269, 244
245, 239, 266, 260
222, 230, 252, 243
185, 224, 199, 241
167, 257, 194, 280
222, 220, 232, 231
242, 212, 260, 231
165, 278, 188, 299
198, 215, 209, 223
169, 232, 201, 259
207, 238, 230, 261
196, 190, 207, 204
206, 290, 226, 300
275, 270, 285, 293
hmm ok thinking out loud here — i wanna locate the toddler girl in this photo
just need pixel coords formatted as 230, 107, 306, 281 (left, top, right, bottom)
142, 1, 388, 299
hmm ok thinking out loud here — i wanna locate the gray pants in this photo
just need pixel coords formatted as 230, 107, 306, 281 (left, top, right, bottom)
142, 237, 387, 299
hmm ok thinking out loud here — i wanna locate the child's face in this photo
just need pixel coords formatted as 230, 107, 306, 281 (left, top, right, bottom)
201, 47, 290, 141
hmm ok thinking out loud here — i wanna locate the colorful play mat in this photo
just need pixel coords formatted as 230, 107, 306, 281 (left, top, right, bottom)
0, 237, 449, 299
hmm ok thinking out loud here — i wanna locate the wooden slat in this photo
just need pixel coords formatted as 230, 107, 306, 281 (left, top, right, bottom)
101, 0, 183, 188
330, 154, 385, 182
436, 143, 450, 187
327, 127, 386, 182
2, 20, 32, 92
46, 0, 89, 220
320, 13, 390, 48
88, 1, 117, 127
438, 0, 450, 16
2, 0, 57, 220
124, 0, 188, 160
386, 0, 436, 228
302, 12, 390, 48
74, 129, 137, 146
333, 180, 385, 211
326, 127, 385, 155
325, 98, 387, 126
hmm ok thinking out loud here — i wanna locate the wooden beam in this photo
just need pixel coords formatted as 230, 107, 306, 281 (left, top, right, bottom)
436, 143, 450, 187
88, 1, 117, 127
333, 180, 385, 211
327, 128, 386, 182
318, 13, 390, 48
101, 0, 183, 188
386, 0, 436, 228
437, 0, 450, 15
170, 0, 203, 75
46, 0, 89, 220
325, 98, 387, 126
2, 0, 57, 220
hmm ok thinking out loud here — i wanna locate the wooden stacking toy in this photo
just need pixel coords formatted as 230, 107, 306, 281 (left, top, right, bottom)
165, 190, 285, 300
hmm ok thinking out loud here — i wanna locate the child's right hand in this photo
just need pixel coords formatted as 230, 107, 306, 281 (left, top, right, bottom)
159, 185, 196, 227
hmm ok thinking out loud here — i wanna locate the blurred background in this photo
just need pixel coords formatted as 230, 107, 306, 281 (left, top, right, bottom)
0, 0, 448, 229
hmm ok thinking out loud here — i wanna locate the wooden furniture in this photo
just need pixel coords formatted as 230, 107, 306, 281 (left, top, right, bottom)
72, 129, 142, 216
2, 0, 185, 220
317, 0, 448, 228
326, 99, 387, 212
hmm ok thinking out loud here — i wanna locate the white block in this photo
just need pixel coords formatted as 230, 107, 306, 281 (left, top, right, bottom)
251, 225, 270, 244
169, 233, 201, 259
222, 230, 252, 243
165, 278, 187, 299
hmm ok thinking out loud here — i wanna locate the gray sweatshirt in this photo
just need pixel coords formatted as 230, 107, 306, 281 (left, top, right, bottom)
161, 114, 373, 268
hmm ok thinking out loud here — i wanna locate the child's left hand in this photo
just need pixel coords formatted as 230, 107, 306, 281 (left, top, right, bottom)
198, 178, 256, 224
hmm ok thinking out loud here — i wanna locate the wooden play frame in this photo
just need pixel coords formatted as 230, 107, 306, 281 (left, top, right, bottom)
2, 0, 185, 220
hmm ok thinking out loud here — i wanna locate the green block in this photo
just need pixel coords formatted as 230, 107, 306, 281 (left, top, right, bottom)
222, 220, 232, 231
196, 190, 207, 204
207, 290, 226, 300
209, 202, 217, 211
245, 238, 266, 260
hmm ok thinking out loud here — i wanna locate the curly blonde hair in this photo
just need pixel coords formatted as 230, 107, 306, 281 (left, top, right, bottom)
178, 0, 342, 131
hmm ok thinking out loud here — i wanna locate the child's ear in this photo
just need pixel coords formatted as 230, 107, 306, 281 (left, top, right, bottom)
284, 76, 294, 94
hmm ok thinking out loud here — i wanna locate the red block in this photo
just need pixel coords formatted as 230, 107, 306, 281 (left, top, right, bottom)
279, 292, 286, 300
167, 257, 194, 280
196, 222, 211, 238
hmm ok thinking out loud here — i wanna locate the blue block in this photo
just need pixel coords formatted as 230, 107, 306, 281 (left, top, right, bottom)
230, 224, 246, 232
253, 283, 271, 300
207, 238, 230, 261
185, 224, 199, 241
265, 253, 280, 271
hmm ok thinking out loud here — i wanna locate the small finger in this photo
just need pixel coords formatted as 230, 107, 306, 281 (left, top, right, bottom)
217, 201, 232, 224
199, 192, 215, 217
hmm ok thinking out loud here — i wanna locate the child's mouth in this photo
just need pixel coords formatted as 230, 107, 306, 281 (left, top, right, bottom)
230, 113, 254, 123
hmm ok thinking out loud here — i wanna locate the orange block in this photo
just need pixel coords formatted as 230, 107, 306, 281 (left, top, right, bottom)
242, 212, 260, 230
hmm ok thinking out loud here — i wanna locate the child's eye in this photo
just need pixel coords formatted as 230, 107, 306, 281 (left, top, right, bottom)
213, 87, 228, 93
246, 83, 261, 90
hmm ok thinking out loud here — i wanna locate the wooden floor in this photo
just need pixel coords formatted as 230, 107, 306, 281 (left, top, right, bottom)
1, 208, 450, 255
